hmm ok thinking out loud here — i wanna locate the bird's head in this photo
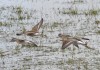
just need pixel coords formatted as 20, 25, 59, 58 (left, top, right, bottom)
58, 33, 62, 37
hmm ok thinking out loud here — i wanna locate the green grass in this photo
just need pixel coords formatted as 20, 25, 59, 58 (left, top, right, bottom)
37, 61, 44, 65
62, 10, 68, 14
27, 14, 31, 19
18, 15, 25, 20
62, 9, 78, 15
13, 46, 21, 54
96, 30, 100, 34
85, 9, 99, 16
95, 20, 100, 24
51, 22, 59, 27
57, 60, 64, 65
23, 57, 32, 61
0, 50, 5, 57
15, 7, 25, 20
67, 58, 74, 64
73, 0, 84, 3
89, 10, 98, 15
0, 22, 11, 26
16, 7, 23, 14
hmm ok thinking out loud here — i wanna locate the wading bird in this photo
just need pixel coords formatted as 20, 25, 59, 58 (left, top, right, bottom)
16, 18, 43, 36
58, 33, 94, 50
10, 38, 38, 47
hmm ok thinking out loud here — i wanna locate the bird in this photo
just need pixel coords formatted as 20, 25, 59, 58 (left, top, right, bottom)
16, 18, 43, 36
10, 38, 38, 47
58, 33, 94, 50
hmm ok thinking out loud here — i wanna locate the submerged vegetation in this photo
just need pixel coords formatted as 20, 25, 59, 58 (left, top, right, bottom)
84, 9, 99, 16
89, 9, 98, 15
96, 30, 100, 34
95, 20, 100, 24
16, 6, 28, 20
51, 22, 60, 27
62, 8, 100, 16
62, 9, 78, 15
0, 22, 11, 26
0, 6, 32, 21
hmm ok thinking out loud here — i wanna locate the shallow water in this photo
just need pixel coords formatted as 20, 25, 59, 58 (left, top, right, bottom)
0, 0, 100, 70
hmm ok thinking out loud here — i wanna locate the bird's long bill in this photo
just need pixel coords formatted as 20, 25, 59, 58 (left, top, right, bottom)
16, 33, 23, 36
82, 38, 90, 40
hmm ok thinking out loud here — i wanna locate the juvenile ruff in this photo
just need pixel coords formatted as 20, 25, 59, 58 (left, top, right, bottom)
10, 38, 38, 47
16, 18, 43, 36
58, 33, 93, 50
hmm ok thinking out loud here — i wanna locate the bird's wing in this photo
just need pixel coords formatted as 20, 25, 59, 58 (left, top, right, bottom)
62, 41, 74, 49
31, 18, 43, 32
62, 41, 68, 47
24, 31, 36, 36
29, 41, 38, 47
17, 39, 25, 44
73, 37, 82, 41
73, 41, 79, 48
